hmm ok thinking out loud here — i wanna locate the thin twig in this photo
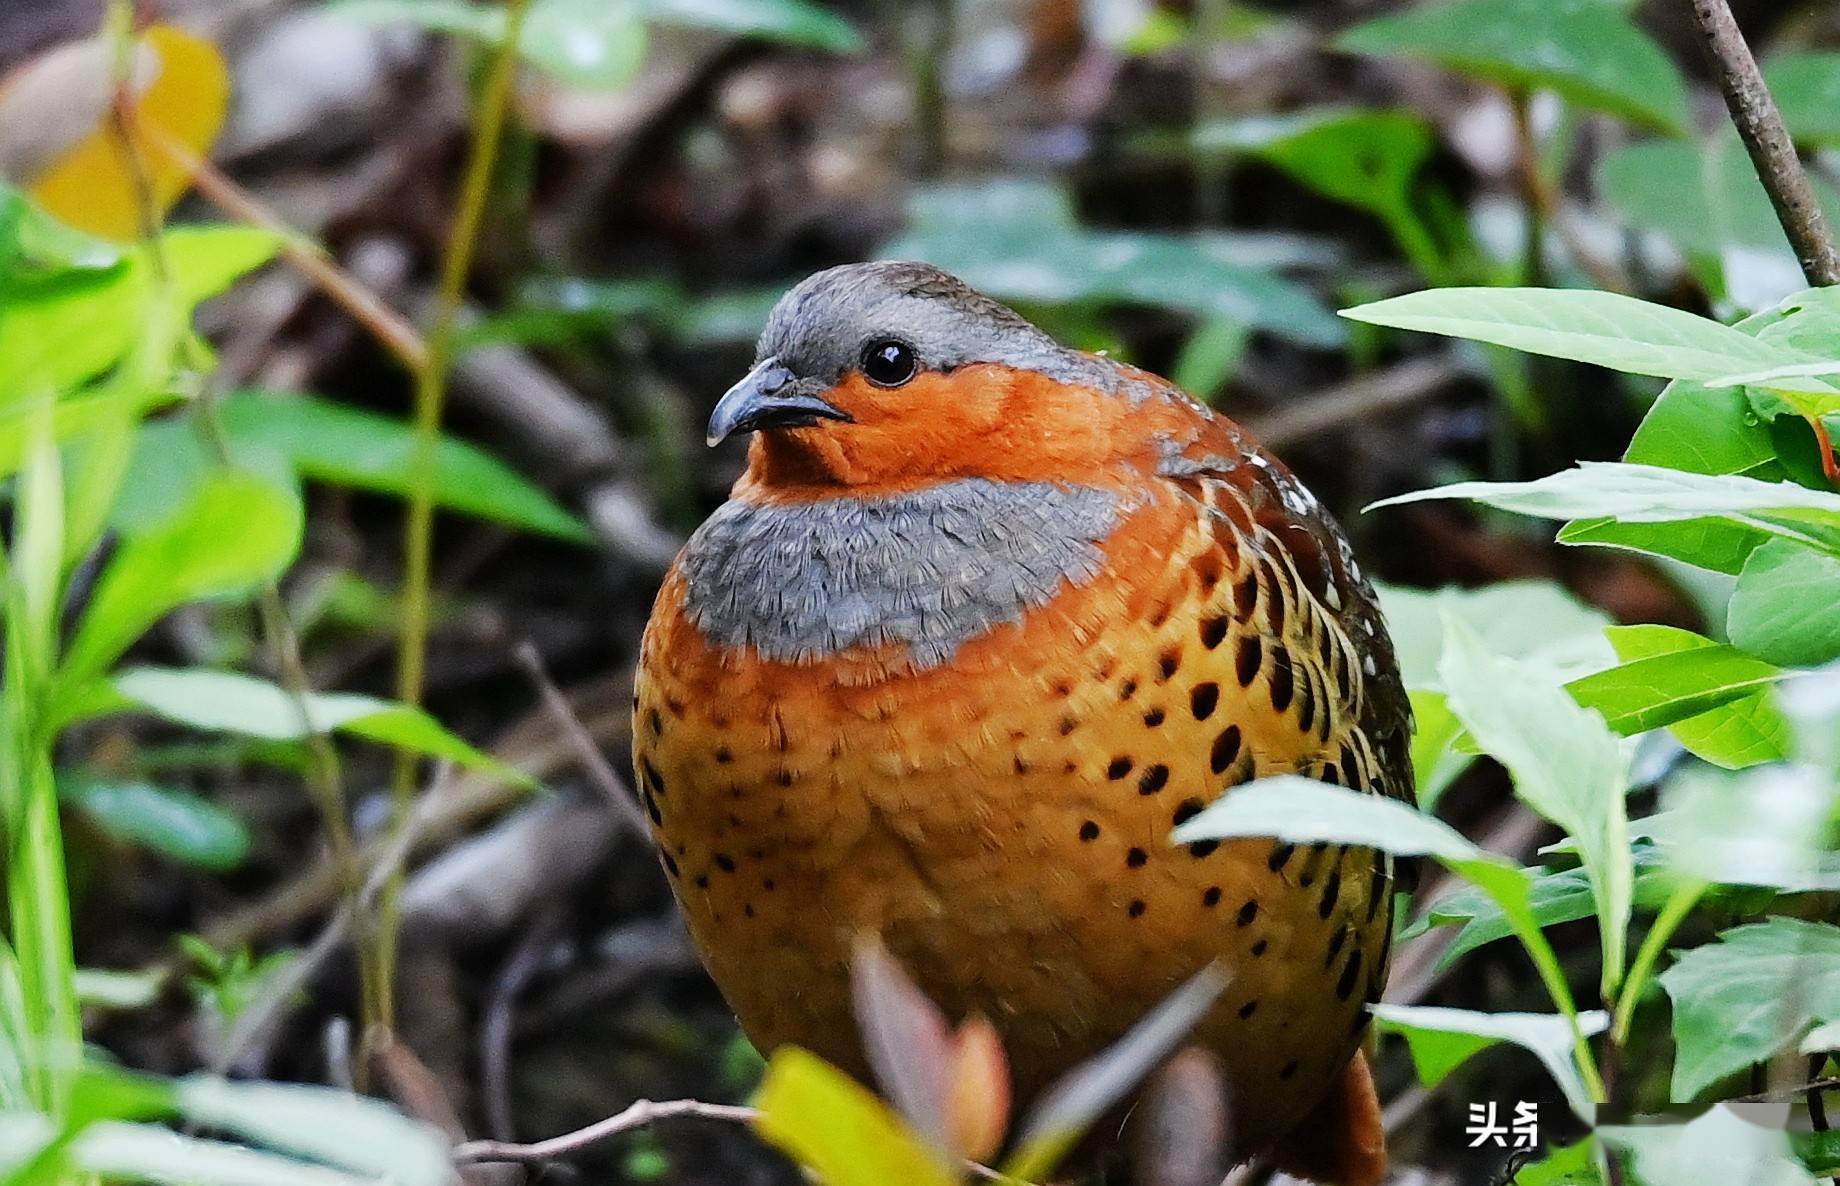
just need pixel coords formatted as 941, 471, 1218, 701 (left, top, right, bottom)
140, 123, 429, 373
512, 641, 649, 834
452, 1098, 762, 1165
1246, 356, 1463, 450
1686, 0, 1840, 287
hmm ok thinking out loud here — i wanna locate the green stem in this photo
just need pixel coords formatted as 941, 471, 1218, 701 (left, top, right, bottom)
1612, 879, 1706, 1046
1509, 912, 1609, 1105
377, 0, 534, 1036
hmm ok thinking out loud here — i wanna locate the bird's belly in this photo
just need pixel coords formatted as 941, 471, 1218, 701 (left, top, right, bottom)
634, 521, 1392, 1152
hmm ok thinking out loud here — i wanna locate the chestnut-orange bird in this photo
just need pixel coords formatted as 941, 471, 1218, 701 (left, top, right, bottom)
634, 261, 1413, 1185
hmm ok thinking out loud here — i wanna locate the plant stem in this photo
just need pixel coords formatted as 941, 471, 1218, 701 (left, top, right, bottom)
1686, 0, 1840, 287
1612, 879, 1705, 1046
1510, 912, 1609, 1105
376, 0, 534, 1037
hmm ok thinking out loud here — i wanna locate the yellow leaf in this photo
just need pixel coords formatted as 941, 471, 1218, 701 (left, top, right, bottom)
754, 1048, 961, 1186
27, 25, 228, 241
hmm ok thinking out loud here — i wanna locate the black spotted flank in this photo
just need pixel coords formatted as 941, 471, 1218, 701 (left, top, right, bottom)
1268, 645, 1295, 711
1210, 725, 1242, 774
1107, 756, 1134, 780
1268, 842, 1296, 873
1143, 707, 1166, 727
1120, 678, 1139, 701
1190, 682, 1220, 721
1337, 948, 1364, 1001
1128, 899, 1147, 918
1236, 899, 1259, 927
1157, 647, 1182, 681
1233, 571, 1258, 620
661, 852, 679, 878
1200, 614, 1229, 650
1138, 764, 1170, 795
1235, 636, 1262, 687
1080, 820, 1100, 842
1172, 798, 1204, 828
1318, 868, 1342, 918
1202, 886, 1222, 908
1126, 847, 1149, 869
1238, 999, 1259, 1020
641, 758, 666, 795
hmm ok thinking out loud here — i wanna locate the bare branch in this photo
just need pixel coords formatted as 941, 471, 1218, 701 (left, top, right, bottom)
451, 1098, 761, 1165
1686, 0, 1840, 287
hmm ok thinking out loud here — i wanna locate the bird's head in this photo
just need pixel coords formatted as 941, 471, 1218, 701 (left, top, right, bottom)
709, 261, 1152, 492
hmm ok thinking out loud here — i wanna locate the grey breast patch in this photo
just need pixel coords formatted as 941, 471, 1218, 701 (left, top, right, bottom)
678, 479, 1121, 668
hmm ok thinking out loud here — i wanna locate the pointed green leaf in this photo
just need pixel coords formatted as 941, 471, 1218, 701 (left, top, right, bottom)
753, 1048, 958, 1186
1373, 1003, 1608, 1119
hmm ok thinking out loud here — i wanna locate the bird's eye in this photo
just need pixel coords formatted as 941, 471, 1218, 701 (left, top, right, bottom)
861, 338, 918, 388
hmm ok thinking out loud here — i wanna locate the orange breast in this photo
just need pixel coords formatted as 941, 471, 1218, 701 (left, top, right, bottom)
634, 473, 1400, 1158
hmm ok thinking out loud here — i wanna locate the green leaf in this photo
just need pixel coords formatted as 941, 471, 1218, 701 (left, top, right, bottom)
1558, 294, 1820, 573
1405, 845, 1677, 971
643, 0, 863, 52
1192, 109, 1438, 275
1440, 618, 1631, 996
1174, 776, 1536, 935
1728, 540, 1840, 668
1512, 1140, 1604, 1186
1657, 764, 1840, 892
1658, 917, 1840, 1099
1374, 463, 1840, 560
1373, 1003, 1609, 1119
0, 226, 280, 407
1764, 52, 1840, 149
100, 667, 527, 784
1566, 636, 1786, 735
1377, 580, 1614, 688
753, 1048, 959, 1186
60, 775, 249, 872
56, 470, 301, 696
1603, 1104, 1818, 1186
1335, 0, 1689, 134
173, 1076, 452, 1186
520, 0, 648, 88
1407, 689, 1470, 812
1601, 135, 1840, 271
215, 391, 591, 543
1341, 287, 1819, 383
1169, 317, 1249, 403
888, 179, 1346, 348
334, 0, 648, 87
1603, 624, 1791, 768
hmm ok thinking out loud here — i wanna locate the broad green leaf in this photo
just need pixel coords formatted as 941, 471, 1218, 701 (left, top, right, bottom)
644, 0, 863, 51
1376, 580, 1614, 688
1373, 1003, 1608, 1119
23, 1117, 374, 1186
1174, 776, 1536, 931
1558, 293, 1820, 572
1440, 619, 1631, 995
334, 0, 647, 87
1604, 624, 1791, 768
174, 1076, 451, 1186
0, 185, 120, 288
57, 470, 300, 694
1374, 463, 1840, 559
60, 775, 249, 872
1193, 109, 1437, 274
1407, 689, 1470, 812
217, 392, 590, 542
1603, 1104, 1818, 1186
753, 1048, 958, 1186
1728, 540, 1840, 668
1601, 135, 1840, 276
101, 667, 526, 784
1512, 1140, 1604, 1186
1658, 765, 1840, 892
888, 179, 1345, 348
1765, 52, 1840, 149
1170, 317, 1249, 403
1404, 846, 1677, 971
0, 226, 280, 406
1335, 0, 1689, 134
1341, 287, 1817, 383
1658, 917, 1840, 1099
519, 0, 648, 87
1565, 638, 1786, 736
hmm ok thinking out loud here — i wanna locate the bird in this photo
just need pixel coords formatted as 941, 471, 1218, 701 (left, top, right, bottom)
633, 260, 1414, 1185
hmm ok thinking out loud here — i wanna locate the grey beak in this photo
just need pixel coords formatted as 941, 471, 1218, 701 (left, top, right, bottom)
705, 357, 852, 446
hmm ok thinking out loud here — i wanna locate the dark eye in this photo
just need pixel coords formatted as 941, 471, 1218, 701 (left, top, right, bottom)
861, 338, 918, 387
